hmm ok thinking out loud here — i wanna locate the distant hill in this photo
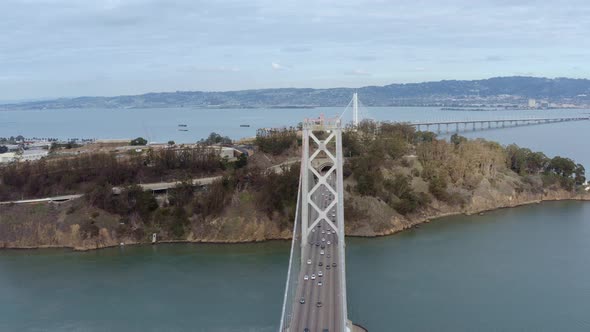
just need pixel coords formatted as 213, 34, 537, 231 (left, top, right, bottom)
3, 76, 590, 110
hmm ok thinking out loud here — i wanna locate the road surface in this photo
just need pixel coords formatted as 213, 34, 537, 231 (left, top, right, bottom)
290, 172, 343, 331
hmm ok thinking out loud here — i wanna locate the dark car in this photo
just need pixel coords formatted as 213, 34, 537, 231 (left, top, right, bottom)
319, 262, 323, 266
316, 301, 323, 308
300, 297, 305, 304
326, 265, 331, 270
323, 329, 329, 332
332, 262, 337, 267
321, 244, 325, 249
304, 329, 310, 332
316, 242, 320, 247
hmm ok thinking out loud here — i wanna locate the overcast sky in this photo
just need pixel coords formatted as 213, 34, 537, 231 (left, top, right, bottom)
1, 0, 589, 100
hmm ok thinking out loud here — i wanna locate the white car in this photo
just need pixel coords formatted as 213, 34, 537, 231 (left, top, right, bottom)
318, 281, 323, 286
322, 238, 326, 242
311, 274, 316, 280
307, 259, 312, 265
318, 271, 323, 277
327, 241, 331, 245
320, 250, 324, 255
321, 230, 325, 234
304, 275, 309, 281
312, 229, 316, 233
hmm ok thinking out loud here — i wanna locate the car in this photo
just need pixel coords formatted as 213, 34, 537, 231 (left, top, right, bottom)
319, 262, 323, 266
318, 281, 323, 286
320, 250, 324, 255
300, 297, 305, 304
321, 244, 325, 249
318, 271, 323, 277
322, 329, 329, 332
332, 262, 337, 267
321, 230, 325, 234
332, 213, 336, 217
316, 301, 323, 308
317, 224, 321, 228
304, 329, 310, 332
315, 242, 320, 247
311, 274, 316, 280
326, 265, 331, 270
312, 229, 316, 233
304, 275, 309, 280
327, 254, 331, 258
322, 238, 326, 242
307, 259, 311, 265
327, 241, 331, 245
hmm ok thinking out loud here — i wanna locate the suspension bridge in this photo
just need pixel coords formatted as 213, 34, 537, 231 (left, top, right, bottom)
278, 93, 588, 331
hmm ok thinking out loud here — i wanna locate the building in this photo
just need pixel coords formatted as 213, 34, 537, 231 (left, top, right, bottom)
0, 150, 49, 163
528, 99, 537, 108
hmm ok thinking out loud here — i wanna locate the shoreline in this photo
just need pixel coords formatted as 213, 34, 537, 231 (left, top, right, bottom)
3, 195, 588, 252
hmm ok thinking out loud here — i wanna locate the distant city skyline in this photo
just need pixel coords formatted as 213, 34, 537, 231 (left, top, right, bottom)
1, 0, 589, 100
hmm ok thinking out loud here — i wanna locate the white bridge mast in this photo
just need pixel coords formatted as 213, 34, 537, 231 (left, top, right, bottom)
352, 92, 359, 127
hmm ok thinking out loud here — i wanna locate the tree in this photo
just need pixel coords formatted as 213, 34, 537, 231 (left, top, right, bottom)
0, 145, 7, 154
548, 156, 576, 178
130, 137, 148, 146
167, 140, 175, 146
234, 153, 248, 169
450, 133, 467, 146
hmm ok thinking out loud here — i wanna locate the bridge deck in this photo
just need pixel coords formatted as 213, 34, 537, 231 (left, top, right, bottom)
290, 173, 343, 331
410, 116, 589, 126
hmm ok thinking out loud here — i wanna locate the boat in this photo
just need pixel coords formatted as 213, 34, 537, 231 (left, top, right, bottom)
240, 124, 250, 127
178, 124, 188, 127
178, 129, 189, 132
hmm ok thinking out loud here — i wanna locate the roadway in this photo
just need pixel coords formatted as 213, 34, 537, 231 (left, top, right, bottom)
290, 172, 342, 332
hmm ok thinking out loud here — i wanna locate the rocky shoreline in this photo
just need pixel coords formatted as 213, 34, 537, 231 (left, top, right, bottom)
1, 189, 588, 252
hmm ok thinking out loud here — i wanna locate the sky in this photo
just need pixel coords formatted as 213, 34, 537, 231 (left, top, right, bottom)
1, 0, 589, 100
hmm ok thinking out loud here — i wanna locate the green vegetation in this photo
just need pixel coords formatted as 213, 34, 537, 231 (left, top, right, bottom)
344, 121, 586, 216
0, 145, 223, 201
200, 132, 232, 145
255, 128, 297, 155
50, 141, 82, 151
1, 124, 586, 247
130, 137, 147, 146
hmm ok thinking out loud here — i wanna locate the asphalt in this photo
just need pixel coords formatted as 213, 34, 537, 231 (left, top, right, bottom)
290, 173, 343, 332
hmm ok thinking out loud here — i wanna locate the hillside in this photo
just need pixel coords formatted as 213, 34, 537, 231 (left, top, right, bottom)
2, 77, 590, 110
1, 124, 588, 250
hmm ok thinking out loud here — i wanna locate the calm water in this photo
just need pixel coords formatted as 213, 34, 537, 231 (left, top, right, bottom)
1, 202, 590, 331
1, 106, 589, 167
2, 106, 590, 331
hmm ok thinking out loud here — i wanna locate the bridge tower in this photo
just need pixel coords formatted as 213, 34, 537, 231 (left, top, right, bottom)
280, 114, 350, 331
352, 92, 359, 127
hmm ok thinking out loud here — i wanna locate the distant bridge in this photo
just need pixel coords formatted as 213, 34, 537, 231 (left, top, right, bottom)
410, 116, 589, 134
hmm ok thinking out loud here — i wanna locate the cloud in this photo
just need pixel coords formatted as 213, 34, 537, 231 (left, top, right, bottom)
352, 55, 377, 62
280, 46, 311, 53
345, 69, 371, 76
1, 0, 590, 99
271, 62, 289, 71
485, 55, 505, 62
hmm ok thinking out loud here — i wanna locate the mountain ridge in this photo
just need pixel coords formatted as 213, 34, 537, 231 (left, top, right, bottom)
3, 76, 590, 110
